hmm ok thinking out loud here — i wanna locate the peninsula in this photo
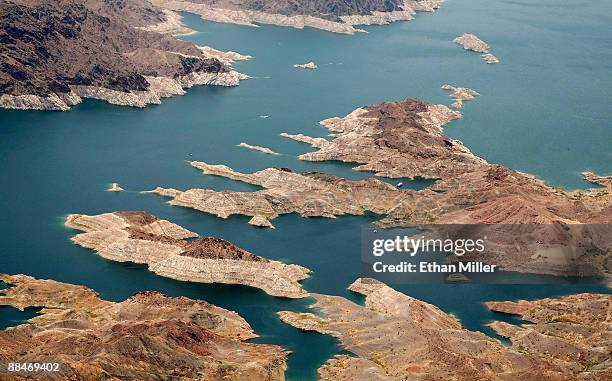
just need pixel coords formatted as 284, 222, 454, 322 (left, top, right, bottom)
282, 98, 612, 279
454, 33, 500, 64
441, 83, 480, 109
0, 0, 248, 111
146, 161, 408, 228
238, 142, 280, 155
65, 211, 310, 298
150, 0, 444, 34
279, 278, 611, 380
486, 294, 612, 380
0, 274, 288, 380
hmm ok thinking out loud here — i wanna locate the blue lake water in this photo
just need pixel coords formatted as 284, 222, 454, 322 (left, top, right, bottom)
0, 0, 611, 379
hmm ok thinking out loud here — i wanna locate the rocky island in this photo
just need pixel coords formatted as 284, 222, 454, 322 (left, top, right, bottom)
150, 0, 444, 34
65, 211, 310, 298
293, 61, 317, 70
0, 0, 248, 111
107, 182, 124, 192
0, 274, 288, 380
454, 33, 500, 64
279, 278, 611, 380
441, 83, 480, 109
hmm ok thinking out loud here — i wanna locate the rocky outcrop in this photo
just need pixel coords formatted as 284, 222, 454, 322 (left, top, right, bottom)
249, 215, 276, 228
0, 274, 288, 380
107, 182, 124, 192
281, 98, 611, 223
151, 0, 444, 34
65, 211, 310, 298
284, 99, 482, 179
280, 278, 611, 380
238, 142, 280, 155
454, 33, 499, 64
486, 294, 612, 381
280, 132, 330, 149
293, 61, 317, 70
482, 53, 500, 64
137, 8, 195, 35
441, 83, 479, 109
582, 171, 612, 188
146, 161, 410, 227
0, 0, 248, 111
198, 46, 252, 65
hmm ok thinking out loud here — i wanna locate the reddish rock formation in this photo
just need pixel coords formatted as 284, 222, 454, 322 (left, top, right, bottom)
0, 274, 288, 380
281, 98, 612, 279
280, 278, 611, 380
0, 0, 247, 111
486, 294, 612, 381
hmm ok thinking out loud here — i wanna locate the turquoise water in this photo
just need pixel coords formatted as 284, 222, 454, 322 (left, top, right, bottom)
0, 306, 40, 330
1, 0, 611, 379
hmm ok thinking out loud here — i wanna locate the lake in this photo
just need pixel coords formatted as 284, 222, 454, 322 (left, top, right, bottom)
0, 0, 610, 379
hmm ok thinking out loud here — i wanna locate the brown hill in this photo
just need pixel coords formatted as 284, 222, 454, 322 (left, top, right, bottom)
0, 0, 245, 110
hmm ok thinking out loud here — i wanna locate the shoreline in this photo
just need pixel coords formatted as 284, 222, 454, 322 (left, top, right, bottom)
279, 278, 612, 380
0, 71, 249, 111
152, 0, 444, 35
0, 274, 289, 380
137, 9, 197, 36
0, 2, 251, 112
